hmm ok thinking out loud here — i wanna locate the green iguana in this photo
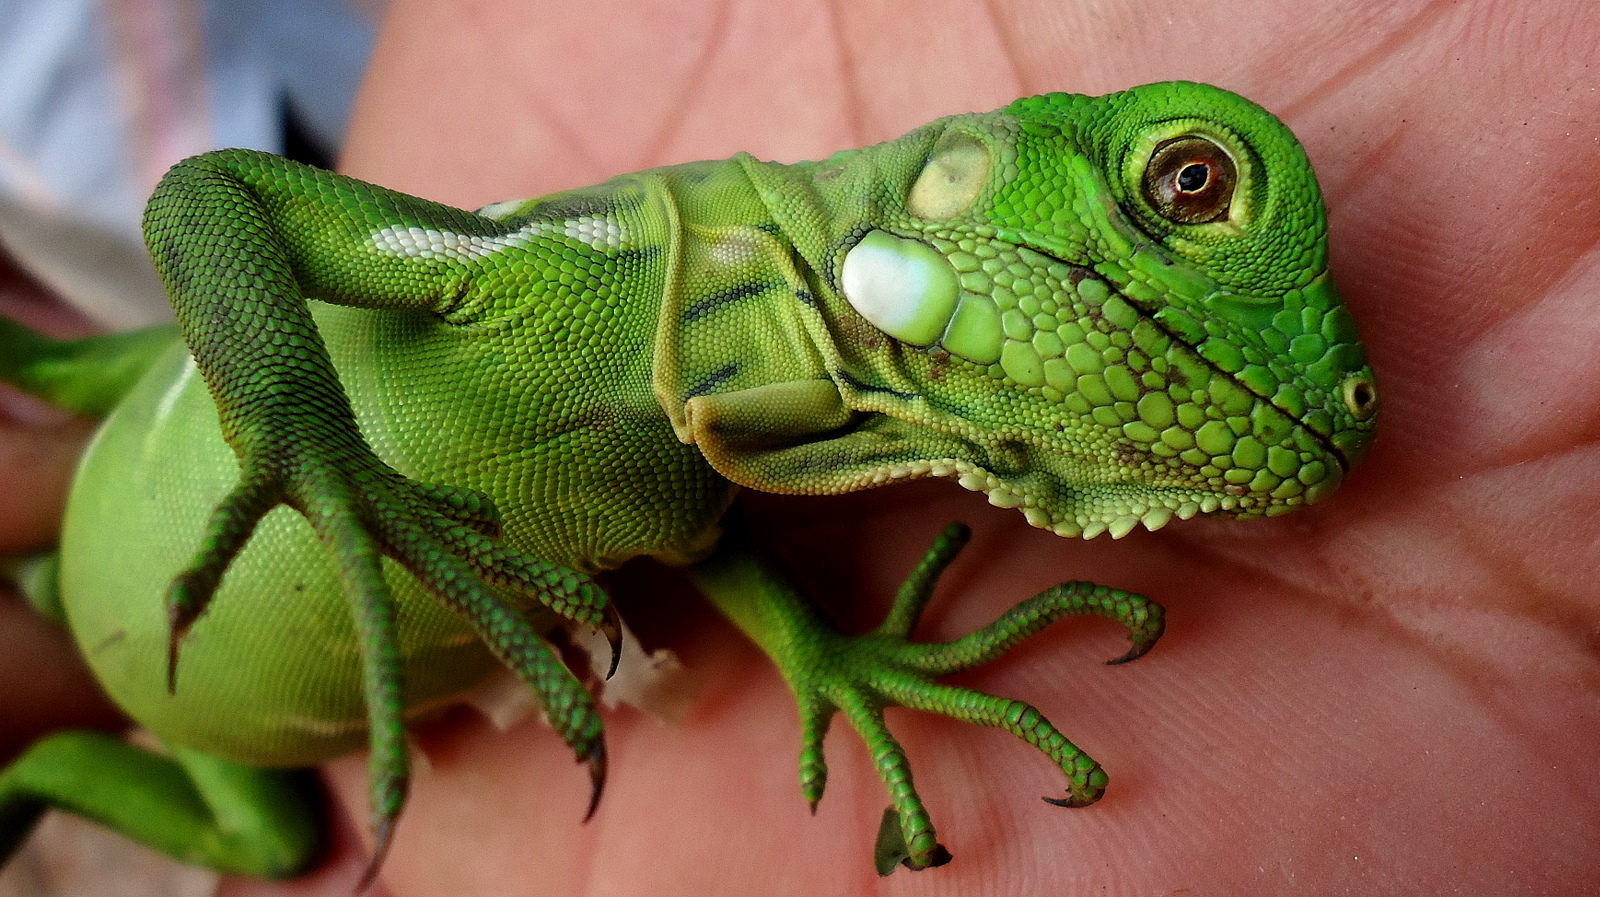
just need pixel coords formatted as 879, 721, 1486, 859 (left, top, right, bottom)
0, 81, 1377, 883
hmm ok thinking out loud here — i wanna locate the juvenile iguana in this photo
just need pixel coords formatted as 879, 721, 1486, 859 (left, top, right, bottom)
0, 81, 1377, 883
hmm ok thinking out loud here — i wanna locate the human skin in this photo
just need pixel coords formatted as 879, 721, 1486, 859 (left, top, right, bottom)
5, 1, 1599, 895
0, 262, 122, 761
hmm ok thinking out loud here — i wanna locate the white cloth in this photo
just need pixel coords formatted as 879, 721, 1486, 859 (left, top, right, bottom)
0, 0, 377, 327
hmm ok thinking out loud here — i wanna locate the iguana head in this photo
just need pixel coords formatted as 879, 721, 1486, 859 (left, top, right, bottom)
710, 82, 1376, 538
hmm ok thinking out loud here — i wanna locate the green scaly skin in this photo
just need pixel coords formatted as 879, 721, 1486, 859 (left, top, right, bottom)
0, 81, 1376, 880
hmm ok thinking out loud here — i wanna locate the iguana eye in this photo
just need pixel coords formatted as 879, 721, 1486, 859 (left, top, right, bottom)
1142, 136, 1235, 224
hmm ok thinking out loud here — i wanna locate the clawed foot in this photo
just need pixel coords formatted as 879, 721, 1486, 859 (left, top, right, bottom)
164, 455, 618, 887
769, 523, 1165, 873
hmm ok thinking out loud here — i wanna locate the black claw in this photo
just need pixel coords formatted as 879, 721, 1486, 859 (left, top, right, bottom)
165, 573, 211, 693
165, 607, 195, 695
1105, 642, 1151, 665
355, 814, 396, 894
1042, 793, 1093, 808
1108, 604, 1164, 665
600, 604, 623, 680
582, 738, 607, 822
165, 635, 181, 694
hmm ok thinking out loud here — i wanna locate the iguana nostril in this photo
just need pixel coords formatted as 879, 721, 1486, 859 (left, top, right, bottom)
1342, 374, 1377, 421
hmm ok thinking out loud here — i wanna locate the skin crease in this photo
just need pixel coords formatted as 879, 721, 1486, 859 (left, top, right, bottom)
2, 0, 1598, 894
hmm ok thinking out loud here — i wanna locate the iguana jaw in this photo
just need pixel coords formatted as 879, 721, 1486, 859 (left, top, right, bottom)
819, 224, 1369, 539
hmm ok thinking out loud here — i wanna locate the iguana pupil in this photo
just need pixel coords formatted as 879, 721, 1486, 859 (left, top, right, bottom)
1176, 162, 1211, 193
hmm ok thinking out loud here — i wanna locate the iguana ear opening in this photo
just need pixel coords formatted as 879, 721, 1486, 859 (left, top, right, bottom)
683, 379, 974, 496
905, 131, 991, 220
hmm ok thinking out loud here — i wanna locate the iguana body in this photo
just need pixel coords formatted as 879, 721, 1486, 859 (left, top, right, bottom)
0, 82, 1376, 880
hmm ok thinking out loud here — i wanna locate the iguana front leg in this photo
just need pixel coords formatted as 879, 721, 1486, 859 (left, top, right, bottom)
691, 522, 1163, 873
142, 150, 618, 879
